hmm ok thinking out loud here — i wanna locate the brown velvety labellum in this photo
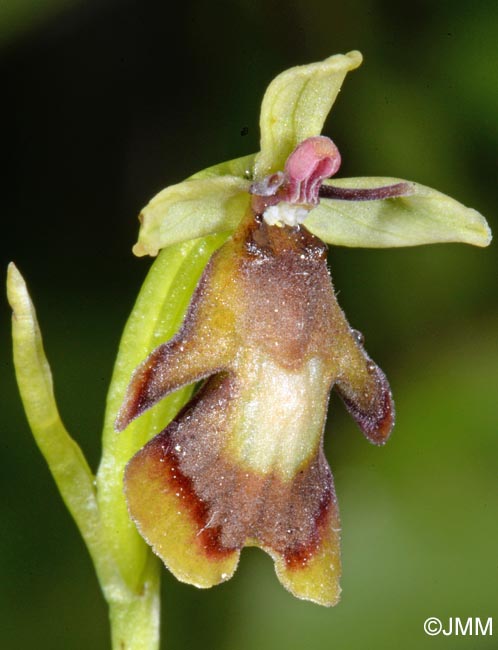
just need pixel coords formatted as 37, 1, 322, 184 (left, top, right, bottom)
119, 206, 394, 605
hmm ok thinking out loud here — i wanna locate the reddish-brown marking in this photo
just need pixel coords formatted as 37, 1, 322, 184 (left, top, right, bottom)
128, 372, 339, 568
337, 363, 394, 445
283, 483, 334, 569
148, 434, 238, 560
319, 181, 414, 202
115, 354, 159, 431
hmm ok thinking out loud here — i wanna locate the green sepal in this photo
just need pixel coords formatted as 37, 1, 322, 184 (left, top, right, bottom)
133, 176, 250, 257
254, 51, 363, 179
305, 177, 492, 248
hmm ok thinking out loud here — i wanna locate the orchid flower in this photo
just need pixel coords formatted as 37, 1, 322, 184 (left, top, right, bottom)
115, 52, 490, 606
7, 51, 491, 649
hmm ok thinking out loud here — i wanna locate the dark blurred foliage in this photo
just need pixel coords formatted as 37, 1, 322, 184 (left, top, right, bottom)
1, 1, 497, 649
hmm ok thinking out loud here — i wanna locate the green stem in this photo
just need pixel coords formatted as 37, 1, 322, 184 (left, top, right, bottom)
7, 234, 227, 650
108, 553, 161, 650
97, 236, 227, 648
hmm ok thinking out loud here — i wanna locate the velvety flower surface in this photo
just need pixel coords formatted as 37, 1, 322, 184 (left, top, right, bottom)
117, 201, 393, 606
115, 52, 491, 607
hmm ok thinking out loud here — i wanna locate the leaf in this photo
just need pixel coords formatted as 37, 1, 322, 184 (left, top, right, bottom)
97, 233, 228, 587
6, 263, 101, 555
133, 176, 250, 257
7, 263, 163, 619
305, 177, 492, 248
254, 51, 363, 178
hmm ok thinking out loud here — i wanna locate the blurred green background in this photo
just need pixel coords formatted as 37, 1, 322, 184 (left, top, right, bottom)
1, 0, 497, 648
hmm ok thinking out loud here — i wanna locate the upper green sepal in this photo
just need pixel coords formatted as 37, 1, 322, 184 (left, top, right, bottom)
306, 177, 492, 248
254, 51, 363, 179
